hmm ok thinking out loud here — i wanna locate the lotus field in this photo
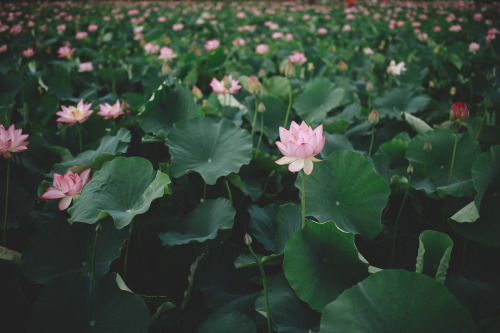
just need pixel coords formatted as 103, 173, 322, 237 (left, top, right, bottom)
1, 0, 500, 332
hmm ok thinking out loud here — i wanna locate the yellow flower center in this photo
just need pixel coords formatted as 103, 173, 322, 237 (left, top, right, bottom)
69, 108, 83, 120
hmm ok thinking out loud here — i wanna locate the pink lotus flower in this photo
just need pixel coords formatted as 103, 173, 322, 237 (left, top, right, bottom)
78, 62, 93, 72
469, 42, 480, 53
57, 24, 66, 33
449, 25, 462, 32
158, 46, 177, 61
41, 168, 91, 210
0, 45, 7, 53
10, 24, 22, 35
433, 26, 441, 32
317, 27, 328, 35
204, 39, 220, 52
144, 42, 160, 55
87, 24, 98, 32
289, 51, 307, 66
172, 23, 184, 31
0, 124, 29, 159
57, 45, 75, 59
56, 99, 93, 125
210, 75, 241, 95
387, 60, 406, 76
75, 31, 88, 40
255, 44, 269, 54
232, 37, 245, 47
450, 102, 469, 122
97, 100, 124, 119
22, 48, 35, 58
275, 121, 325, 175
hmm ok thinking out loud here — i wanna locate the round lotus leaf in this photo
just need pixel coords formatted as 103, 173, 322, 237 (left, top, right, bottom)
167, 117, 253, 185
196, 311, 256, 333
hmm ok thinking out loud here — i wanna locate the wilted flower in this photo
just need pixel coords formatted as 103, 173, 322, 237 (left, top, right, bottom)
255, 44, 269, 54
450, 102, 469, 122
387, 60, 406, 76
204, 39, 220, 52
289, 51, 307, 66
41, 168, 91, 210
0, 124, 29, 159
210, 75, 241, 95
98, 100, 124, 119
368, 109, 379, 125
57, 45, 75, 59
247, 75, 261, 95
56, 99, 93, 125
275, 121, 325, 175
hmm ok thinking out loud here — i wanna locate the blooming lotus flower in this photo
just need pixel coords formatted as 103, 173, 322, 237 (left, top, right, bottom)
204, 39, 220, 52
318, 27, 328, 34
289, 51, 307, 66
172, 23, 184, 31
57, 45, 75, 59
158, 46, 177, 61
387, 60, 406, 76
41, 168, 91, 210
469, 42, 480, 53
75, 31, 88, 40
22, 48, 35, 58
87, 24, 98, 32
275, 121, 325, 175
56, 99, 93, 125
78, 62, 93, 72
0, 45, 7, 53
57, 24, 66, 33
210, 75, 241, 95
0, 124, 29, 159
98, 100, 124, 119
255, 44, 269, 54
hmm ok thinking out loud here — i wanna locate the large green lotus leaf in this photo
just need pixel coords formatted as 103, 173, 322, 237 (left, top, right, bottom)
274, 203, 302, 254
293, 78, 345, 123
450, 201, 480, 223
159, 198, 235, 246
295, 151, 390, 239
26, 272, 150, 333
245, 96, 287, 144
436, 180, 476, 198
261, 76, 290, 100
319, 133, 354, 158
406, 129, 481, 193
283, 220, 369, 312
373, 87, 430, 118
51, 128, 131, 175
416, 230, 453, 284
472, 145, 500, 210
167, 118, 252, 185
68, 157, 171, 229
320, 270, 478, 333
138, 78, 199, 136
248, 204, 279, 252
255, 274, 320, 333
22, 220, 128, 284
197, 312, 256, 333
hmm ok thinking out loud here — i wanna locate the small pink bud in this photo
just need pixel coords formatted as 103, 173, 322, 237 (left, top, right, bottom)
192, 85, 203, 100
450, 102, 469, 122
338, 60, 348, 72
247, 75, 261, 95
258, 102, 266, 113
285, 61, 295, 78
423, 140, 432, 152
368, 109, 379, 125
244, 233, 252, 246
366, 81, 374, 92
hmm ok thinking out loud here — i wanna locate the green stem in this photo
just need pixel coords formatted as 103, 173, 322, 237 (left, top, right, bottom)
225, 179, 233, 206
250, 99, 259, 138
256, 112, 264, 155
368, 125, 375, 156
301, 170, 306, 229
390, 174, 411, 267
448, 131, 459, 185
367, 94, 372, 111
284, 80, 292, 128
3, 160, 10, 246
123, 222, 133, 281
91, 224, 101, 280
77, 123, 83, 154
247, 244, 271, 333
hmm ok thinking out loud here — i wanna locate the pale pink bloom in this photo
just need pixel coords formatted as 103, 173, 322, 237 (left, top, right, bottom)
128, 9, 139, 16
144, 42, 160, 55
157, 16, 167, 22
317, 27, 327, 34
396, 20, 405, 28
158, 46, 176, 61
10, 24, 22, 35
57, 45, 75, 59
78, 62, 93, 72
204, 39, 220, 52
433, 26, 441, 32
412, 22, 421, 28
0, 124, 29, 159
0, 25, 9, 33
236, 12, 246, 18
209, 75, 242, 95
289, 51, 307, 66
0, 44, 7, 53
387, 60, 407, 76
417, 32, 428, 41
488, 28, 498, 35
341, 24, 351, 32
41, 169, 91, 211
40, 24, 47, 33
57, 24, 66, 33
98, 100, 124, 119
473, 13, 482, 21
275, 121, 325, 175
87, 24, 98, 32
285, 33, 293, 41
345, 14, 355, 20
449, 25, 462, 32
172, 23, 184, 31
363, 47, 374, 56
27, 21, 35, 28
56, 99, 93, 125
302, 14, 311, 20
469, 42, 480, 53
22, 48, 35, 58
210, 20, 218, 26
232, 37, 245, 47
272, 32, 284, 39
75, 31, 88, 40
255, 44, 269, 54
103, 16, 110, 22
195, 18, 205, 25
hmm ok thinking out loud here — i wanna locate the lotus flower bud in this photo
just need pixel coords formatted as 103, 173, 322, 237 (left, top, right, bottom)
338, 60, 348, 72
192, 85, 203, 100
450, 102, 469, 122
244, 233, 252, 246
258, 102, 266, 113
258, 68, 266, 77
247, 75, 261, 95
368, 109, 379, 125
307, 62, 314, 72
407, 163, 414, 175
285, 61, 295, 78
366, 81, 374, 92
423, 140, 432, 152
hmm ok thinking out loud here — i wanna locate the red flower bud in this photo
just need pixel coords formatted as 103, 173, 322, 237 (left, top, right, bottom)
368, 109, 379, 125
450, 102, 469, 122
338, 60, 348, 72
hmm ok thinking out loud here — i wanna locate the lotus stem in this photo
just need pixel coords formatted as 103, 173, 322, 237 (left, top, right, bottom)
284, 80, 292, 128
301, 170, 306, 229
247, 243, 271, 333
448, 131, 459, 185
390, 174, 411, 268
123, 222, 133, 281
368, 125, 375, 157
225, 179, 233, 206
3, 160, 10, 246
256, 112, 264, 155
91, 224, 101, 280
77, 123, 83, 154
250, 99, 259, 138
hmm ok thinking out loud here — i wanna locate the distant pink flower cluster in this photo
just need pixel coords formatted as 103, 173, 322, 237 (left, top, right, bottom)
0, 124, 29, 159
255, 44, 269, 54
289, 51, 307, 66
41, 168, 91, 210
210, 75, 241, 95
204, 39, 220, 52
